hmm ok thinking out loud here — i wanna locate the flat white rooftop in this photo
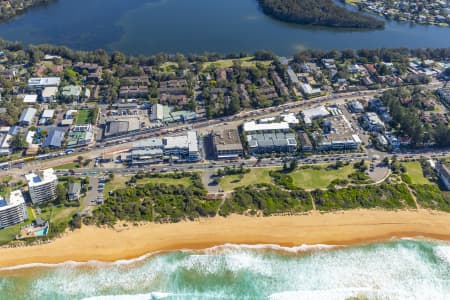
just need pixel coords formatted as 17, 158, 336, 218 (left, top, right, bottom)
164, 135, 188, 149
187, 131, 199, 153
23, 94, 38, 103
302, 106, 330, 119
28, 77, 61, 87
282, 113, 299, 124
42, 86, 59, 98
163, 131, 199, 152
25, 168, 57, 188
26, 131, 35, 145
0, 190, 25, 212
41, 109, 55, 119
243, 121, 290, 132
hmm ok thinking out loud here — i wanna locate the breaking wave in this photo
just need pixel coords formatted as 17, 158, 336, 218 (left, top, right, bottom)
0, 240, 449, 299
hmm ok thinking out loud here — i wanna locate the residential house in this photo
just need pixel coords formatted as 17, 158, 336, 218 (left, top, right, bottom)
19, 107, 37, 126
61, 85, 82, 101
39, 109, 55, 125
119, 86, 148, 98
42, 127, 66, 148
41, 86, 58, 102
23, 94, 38, 104
436, 161, 450, 190
68, 183, 82, 201
28, 77, 61, 89
362, 112, 385, 133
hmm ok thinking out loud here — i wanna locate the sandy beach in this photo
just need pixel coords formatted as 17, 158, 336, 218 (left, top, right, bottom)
1, 209, 450, 268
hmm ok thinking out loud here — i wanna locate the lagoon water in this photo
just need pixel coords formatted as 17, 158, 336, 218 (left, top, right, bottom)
1, 239, 450, 299
0, 0, 450, 55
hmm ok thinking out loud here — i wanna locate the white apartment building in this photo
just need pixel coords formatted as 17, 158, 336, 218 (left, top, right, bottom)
0, 190, 28, 229
25, 168, 58, 204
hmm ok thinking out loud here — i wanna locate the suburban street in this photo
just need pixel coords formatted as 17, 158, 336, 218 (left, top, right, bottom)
2, 81, 449, 190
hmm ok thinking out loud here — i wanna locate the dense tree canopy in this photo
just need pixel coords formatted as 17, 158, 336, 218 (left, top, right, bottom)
258, 0, 384, 29
381, 87, 450, 147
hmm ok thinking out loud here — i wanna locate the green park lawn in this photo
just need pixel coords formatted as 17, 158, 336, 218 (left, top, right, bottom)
0, 223, 21, 244
103, 175, 130, 197
0, 207, 34, 245
219, 167, 277, 191
202, 57, 272, 70
103, 174, 194, 197
159, 62, 179, 72
288, 164, 355, 190
136, 177, 193, 187
403, 161, 432, 185
53, 162, 80, 170
219, 164, 359, 191
75, 109, 93, 125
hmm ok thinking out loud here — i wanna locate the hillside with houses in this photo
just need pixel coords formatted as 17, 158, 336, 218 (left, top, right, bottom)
0, 0, 55, 22
346, 0, 450, 27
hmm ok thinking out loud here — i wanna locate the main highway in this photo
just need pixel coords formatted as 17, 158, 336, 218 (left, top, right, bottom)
1, 80, 447, 179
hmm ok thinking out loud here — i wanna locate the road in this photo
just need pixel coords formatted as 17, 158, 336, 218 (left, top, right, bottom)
2, 89, 379, 176
1, 80, 447, 180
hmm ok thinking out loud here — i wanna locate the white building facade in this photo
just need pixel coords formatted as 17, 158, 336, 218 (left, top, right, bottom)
25, 169, 58, 204
0, 190, 28, 229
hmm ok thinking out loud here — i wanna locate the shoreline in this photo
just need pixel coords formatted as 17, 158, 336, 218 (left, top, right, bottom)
1, 209, 450, 269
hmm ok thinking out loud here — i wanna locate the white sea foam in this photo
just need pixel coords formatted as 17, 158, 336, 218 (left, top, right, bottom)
83, 292, 171, 300
2, 240, 450, 299
204, 243, 338, 253
179, 243, 337, 276
269, 288, 450, 300
0, 260, 91, 271
0, 243, 335, 271
0, 252, 162, 271
434, 246, 450, 265
269, 288, 388, 300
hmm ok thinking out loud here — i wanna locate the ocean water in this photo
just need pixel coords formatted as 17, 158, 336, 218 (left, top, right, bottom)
0, 239, 450, 299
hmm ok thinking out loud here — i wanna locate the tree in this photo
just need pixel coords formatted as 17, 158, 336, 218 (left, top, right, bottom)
289, 159, 298, 171
112, 51, 126, 65
335, 161, 344, 169
64, 68, 79, 85
55, 184, 68, 205
434, 124, 450, 147
69, 214, 82, 229
228, 95, 240, 115
258, 0, 384, 29
10, 133, 27, 151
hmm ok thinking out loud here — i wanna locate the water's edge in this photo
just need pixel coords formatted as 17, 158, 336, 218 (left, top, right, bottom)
0, 238, 450, 299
